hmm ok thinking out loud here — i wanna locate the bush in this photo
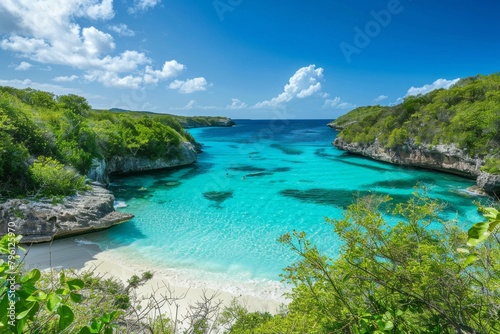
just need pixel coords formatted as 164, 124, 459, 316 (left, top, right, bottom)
29, 156, 88, 197
481, 156, 500, 174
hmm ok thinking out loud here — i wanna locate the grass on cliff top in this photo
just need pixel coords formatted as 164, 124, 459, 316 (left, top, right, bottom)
334, 73, 500, 173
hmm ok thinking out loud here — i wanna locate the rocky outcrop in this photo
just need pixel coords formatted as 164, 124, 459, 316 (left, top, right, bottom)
477, 172, 500, 193
333, 137, 500, 194
327, 121, 353, 131
0, 185, 133, 243
87, 141, 197, 181
107, 141, 197, 175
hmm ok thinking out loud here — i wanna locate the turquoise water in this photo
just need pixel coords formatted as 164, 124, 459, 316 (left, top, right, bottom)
81, 120, 486, 299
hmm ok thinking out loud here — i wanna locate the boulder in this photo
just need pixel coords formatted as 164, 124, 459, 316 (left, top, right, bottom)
0, 185, 133, 243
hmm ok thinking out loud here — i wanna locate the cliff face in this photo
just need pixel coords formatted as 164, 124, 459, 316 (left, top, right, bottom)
87, 140, 197, 183
0, 185, 134, 243
180, 117, 235, 128
333, 137, 500, 194
107, 140, 197, 175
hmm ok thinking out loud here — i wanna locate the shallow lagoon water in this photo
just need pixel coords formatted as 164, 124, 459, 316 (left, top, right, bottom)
80, 120, 485, 299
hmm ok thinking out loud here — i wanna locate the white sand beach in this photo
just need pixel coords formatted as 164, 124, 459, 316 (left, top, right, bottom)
22, 237, 289, 321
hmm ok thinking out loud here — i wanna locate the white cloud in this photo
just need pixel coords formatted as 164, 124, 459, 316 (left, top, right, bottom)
128, 0, 162, 14
226, 98, 247, 110
169, 77, 209, 94
53, 75, 79, 82
108, 23, 135, 37
0, 1, 189, 90
144, 60, 185, 84
170, 100, 217, 111
323, 97, 356, 110
406, 78, 460, 96
15, 61, 32, 71
82, 26, 115, 57
373, 95, 388, 102
254, 65, 324, 109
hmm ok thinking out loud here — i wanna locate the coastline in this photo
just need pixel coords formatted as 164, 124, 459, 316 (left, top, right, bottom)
22, 237, 289, 318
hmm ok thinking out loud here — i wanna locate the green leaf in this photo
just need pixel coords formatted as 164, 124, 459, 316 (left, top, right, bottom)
16, 301, 39, 320
57, 305, 75, 331
100, 313, 111, 324
78, 327, 92, 334
467, 222, 493, 247
456, 247, 470, 254
27, 291, 47, 302
104, 327, 114, 334
21, 269, 41, 284
66, 278, 84, 291
70, 292, 82, 303
384, 321, 394, 331
47, 292, 62, 312
483, 207, 500, 220
464, 254, 479, 267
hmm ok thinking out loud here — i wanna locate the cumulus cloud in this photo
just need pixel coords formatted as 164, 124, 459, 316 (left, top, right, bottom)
226, 98, 247, 110
144, 60, 185, 85
0, 1, 188, 89
373, 95, 388, 102
53, 75, 79, 82
254, 65, 324, 108
169, 77, 209, 94
323, 97, 356, 110
15, 61, 32, 71
406, 78, 460, 96
170, 100, 217, 111
128, 0, 162, 14
108, 23, 135, 37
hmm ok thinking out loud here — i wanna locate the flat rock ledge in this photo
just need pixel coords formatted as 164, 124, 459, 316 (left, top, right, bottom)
333, 138, 500, 195
0, 185, 133, 243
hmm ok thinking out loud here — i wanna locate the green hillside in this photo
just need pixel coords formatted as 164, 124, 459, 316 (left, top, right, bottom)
333, 73, 500, 173
0, 87, 220, 198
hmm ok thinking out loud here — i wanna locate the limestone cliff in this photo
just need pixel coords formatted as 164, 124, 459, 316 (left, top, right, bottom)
87, 140, 197, 183
333, 137, 500, 194
0, 185, 133, 243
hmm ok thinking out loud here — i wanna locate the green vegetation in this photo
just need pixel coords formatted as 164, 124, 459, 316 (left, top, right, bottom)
2, 191, 498, 333
0, 86, 206, 198
336, 74, 500, 170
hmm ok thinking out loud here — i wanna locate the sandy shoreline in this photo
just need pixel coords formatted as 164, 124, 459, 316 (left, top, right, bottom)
22, 237, 289, 319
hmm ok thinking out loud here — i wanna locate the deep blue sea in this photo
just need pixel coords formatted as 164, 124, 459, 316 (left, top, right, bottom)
79, 119, 485, 300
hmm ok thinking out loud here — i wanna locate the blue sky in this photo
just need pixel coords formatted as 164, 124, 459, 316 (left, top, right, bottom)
0, 0, 499, 119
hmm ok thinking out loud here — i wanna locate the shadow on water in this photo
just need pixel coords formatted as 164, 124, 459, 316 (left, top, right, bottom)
152, 179, 182, 189
314, 148, 337, 160
279, 188, 412, 209
109, 184, 154, 201
335, 156, 394, 173
270, 143, 304, 155
273, 167, 292, 173
362, 177, 437, 189
229, 165, 267, 172
203, 190, 234, 208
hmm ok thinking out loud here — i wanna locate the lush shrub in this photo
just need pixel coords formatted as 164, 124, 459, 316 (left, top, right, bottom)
337, 73, 500, 158
29, 156, 88, 197
481, 156, 500, 174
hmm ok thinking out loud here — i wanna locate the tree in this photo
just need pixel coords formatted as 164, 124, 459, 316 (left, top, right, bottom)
58, 95, 91, 116
271, 190, 500, 333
